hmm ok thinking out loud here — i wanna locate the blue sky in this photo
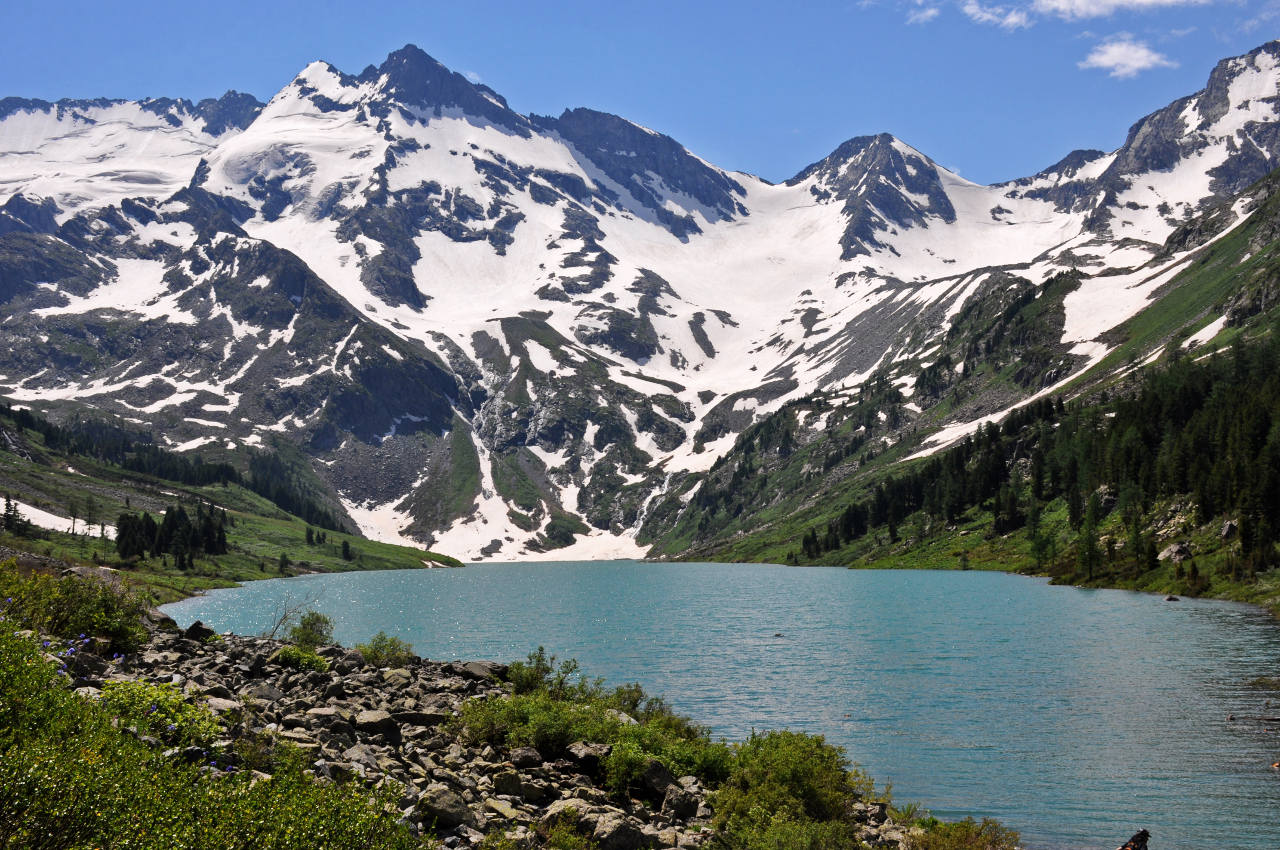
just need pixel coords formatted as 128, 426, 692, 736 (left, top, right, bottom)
3, 0, 1276, 184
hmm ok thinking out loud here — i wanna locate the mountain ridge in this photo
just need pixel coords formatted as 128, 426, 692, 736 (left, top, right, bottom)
1, 40, 1278, 561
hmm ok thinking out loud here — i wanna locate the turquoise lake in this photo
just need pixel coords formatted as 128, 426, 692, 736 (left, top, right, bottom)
161, 562, 1280, 849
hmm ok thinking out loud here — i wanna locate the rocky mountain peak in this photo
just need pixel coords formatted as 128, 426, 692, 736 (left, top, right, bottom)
193, 90, 264, 136
788, 133, 956, 259
361, 44, 523, 130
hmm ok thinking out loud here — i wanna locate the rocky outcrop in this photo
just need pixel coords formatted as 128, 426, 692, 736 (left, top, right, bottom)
62, 627, 920, 848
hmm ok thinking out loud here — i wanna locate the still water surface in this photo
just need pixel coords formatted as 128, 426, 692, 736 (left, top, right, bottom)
162, 563, 1280, 849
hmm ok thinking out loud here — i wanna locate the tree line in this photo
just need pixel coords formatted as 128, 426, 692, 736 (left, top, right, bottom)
115, 503, 231, 570
797, 326, 1280, 576
0, 402, 343, 532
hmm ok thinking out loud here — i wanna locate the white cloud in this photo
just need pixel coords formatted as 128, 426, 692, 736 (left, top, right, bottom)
1033, 0, 1210, 19
1242, 0, 1280, 33
1078, 36, 1178, 77
961, 0, 1033, 27
907, 5, 943, 22
464, 70, 483, 84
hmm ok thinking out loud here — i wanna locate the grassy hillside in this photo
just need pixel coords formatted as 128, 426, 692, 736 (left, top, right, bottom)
0, 403, 459, 603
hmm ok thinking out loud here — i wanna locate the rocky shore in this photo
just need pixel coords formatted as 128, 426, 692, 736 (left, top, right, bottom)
62, 618, 919, 849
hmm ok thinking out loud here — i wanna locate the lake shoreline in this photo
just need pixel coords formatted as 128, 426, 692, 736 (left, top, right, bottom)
162, 561, 1280, 849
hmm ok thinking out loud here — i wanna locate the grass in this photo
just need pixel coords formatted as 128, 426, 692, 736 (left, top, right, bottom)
0, 466, 461, 605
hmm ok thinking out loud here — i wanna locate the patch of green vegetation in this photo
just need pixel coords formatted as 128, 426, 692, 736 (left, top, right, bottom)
99, 679, 221, 748
904, 817, 1020, 850
288, 610, 334, 648
0, 557, 149, 651
491, 451, 544, 513
456, 648, 733, 796
355, 631, 416, 668
0, 628, 424, 849
540, 512, 590, 550
443, 419, 482, 520
275, 644, 330, 672
711, 729, 879, 850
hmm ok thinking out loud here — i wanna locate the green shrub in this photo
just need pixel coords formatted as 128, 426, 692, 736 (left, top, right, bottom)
288, 610, 334, 648
509, 646, 591, 698
728, 813, 864, 850
0, 557, 148, 651
276, 644, 330, 672
456, 650, 733, 794
0, 628, 423, 850
906, 817, 1020, 850
711, 730, 876, 848
355, 631, 415, 667
99, 680, 221, 748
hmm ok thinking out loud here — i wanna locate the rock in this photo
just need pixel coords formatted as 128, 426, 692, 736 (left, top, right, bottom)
640, 759, 676, 797
417, 783, 473, 828
592, 812, 651, 850
519, 779, 553, 804
1165, 595, 1180, 602
492, 770, 523, 797
484, 797, 521, 821
243, 682, 285, 702
183, 621, 217, 642
458, 660, 508, 681
355, 709, 401, 743
1159, 542, 1192, 562
567, 741, 610, 773
334, 650, 365, 674
341, 743, 381, 770
661, 784, 699, 820
205, 697, 241, 713
382, 668, 413, 688
542, 798, 591, 828
606, 708, 639, 726
393, 708, 448, 727
509, 746, 542, 768
1221, 519, 1239, 540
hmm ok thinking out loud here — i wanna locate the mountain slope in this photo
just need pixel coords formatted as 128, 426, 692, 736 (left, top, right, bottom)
1, 41, 1278, 560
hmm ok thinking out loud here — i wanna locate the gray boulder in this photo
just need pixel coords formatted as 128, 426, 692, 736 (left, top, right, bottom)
417, 783, 473, 828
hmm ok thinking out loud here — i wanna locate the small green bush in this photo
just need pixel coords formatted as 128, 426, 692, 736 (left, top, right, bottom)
288, 610, 334, 648
711, 730, 877, 849
906, 817, 1021, 850
99, 680, 221, 748
355, 631, 415, 667
276, 644, 329, 672
728, 813, 864, 850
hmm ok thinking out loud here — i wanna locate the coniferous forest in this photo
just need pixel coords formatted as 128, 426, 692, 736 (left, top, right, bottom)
794, 324, 1280, 579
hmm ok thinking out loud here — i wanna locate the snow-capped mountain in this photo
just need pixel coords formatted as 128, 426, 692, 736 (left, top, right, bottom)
1, 41, 1278, 561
